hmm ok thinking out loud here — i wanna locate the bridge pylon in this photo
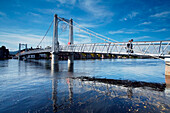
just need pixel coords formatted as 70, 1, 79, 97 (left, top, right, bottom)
51, 14, 59, 65
68, 18, 74, 70
18, 43, 27, 60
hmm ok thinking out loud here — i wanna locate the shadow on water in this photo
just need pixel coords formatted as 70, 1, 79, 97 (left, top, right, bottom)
73, 76, 166, 92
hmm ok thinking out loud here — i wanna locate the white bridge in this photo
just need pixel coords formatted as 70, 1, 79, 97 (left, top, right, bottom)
20, 40, 170, 58
18, 14, 170, 65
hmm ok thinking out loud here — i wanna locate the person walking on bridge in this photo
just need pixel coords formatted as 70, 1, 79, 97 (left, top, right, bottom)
130, 39, 133, 53
127, 40, 131, 53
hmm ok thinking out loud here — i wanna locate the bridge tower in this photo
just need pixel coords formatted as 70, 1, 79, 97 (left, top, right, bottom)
68, 18, 74, 71
51, 14, 59, 65
18, 43, 27, 60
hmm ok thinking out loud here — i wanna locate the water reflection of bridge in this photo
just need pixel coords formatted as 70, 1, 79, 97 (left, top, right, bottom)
23, 60, 170, 112
52, 75, 169, 112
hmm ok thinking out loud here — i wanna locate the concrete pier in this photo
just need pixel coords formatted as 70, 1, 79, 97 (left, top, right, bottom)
165, 58, 170, 88
165, 63, 170, 76
68, 63, 74, 72
18, 43, 21, 60
35, 54, 40, 59
165, 58, 170, 76
51, 53, 59, 65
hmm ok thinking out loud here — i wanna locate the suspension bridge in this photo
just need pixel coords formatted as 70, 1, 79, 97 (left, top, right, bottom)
18, 14, 170, 68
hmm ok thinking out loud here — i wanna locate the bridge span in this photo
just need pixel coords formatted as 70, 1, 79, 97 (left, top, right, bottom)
20, 40, 170, 58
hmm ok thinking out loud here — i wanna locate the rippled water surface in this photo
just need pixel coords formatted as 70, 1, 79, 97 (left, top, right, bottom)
0, 59, 169, 113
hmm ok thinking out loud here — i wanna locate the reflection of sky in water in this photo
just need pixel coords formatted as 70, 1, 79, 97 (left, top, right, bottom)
73, 59, 165, 83
0, 59, 169, 113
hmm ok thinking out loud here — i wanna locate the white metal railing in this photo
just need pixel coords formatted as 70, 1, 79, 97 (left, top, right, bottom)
60, 41, 170, 57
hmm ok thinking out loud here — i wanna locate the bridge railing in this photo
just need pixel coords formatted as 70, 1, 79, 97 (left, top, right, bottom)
20, 48, 51, 56
20, 41, 170, 58
60, 41, 170, 57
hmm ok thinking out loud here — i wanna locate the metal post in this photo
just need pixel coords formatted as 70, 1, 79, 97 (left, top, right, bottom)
68, 19, 74, 66
18, 43, 21, 60
25, 44, 28, 60
51, 14, 59, 65
159, 41, 162, 54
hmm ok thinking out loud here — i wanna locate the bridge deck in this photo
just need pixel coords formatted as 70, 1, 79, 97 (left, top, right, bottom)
20, 41, 170, 58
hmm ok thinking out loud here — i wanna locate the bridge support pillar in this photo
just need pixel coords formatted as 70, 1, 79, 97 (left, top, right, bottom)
68, 53, 74, 64
25, 44, 28, 60
51, 53, 58, 65
68, 62, 74, 72
35, 54, 40, 59
165, 58, 170, 76
18, 43, 21, 60
165, 58, 170, 88
102, 54, 105, 59
68, 18, 74, 70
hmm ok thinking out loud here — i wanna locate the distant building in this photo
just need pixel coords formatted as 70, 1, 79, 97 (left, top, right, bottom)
0, 46, 9, 59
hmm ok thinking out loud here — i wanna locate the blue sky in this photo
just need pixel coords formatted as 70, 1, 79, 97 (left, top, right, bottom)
0, 0, 170, 51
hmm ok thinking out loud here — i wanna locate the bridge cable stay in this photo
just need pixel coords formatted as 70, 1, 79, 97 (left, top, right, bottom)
37, 19, 54, 47
57, 16, 111, 42
73, 21, 118, 42
57, 16, 109, 42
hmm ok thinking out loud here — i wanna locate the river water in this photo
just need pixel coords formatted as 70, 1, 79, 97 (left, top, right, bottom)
0, 59, 169, 113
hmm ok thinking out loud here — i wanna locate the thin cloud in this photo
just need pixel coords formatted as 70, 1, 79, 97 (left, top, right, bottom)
0, 11, 6, 17
75, 37, 91, 44
153, 28, 167, 32
37, 8, 68, 15
79, 0, 114, 22
74, 33, 92, 43
138, 22, 152, 26
27, 12, 41, 17
75, 23, 99, 29
136, 28, 167, 32
120, 11, 139, 21
109, 28, 168, 35
46, 0, 76, 5
166, 37, 170, 40
75, 34, 90, 38
150, 11, 170, 17
133, 36, 151, 41
57, 0, 76, 5
109, 30, 136, 35
0, 31, 55, 50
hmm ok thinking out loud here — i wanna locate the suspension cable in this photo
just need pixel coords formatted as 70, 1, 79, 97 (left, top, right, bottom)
37, 19, 54, 47
73, 20, 118, 42
57, 16, 111, 42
